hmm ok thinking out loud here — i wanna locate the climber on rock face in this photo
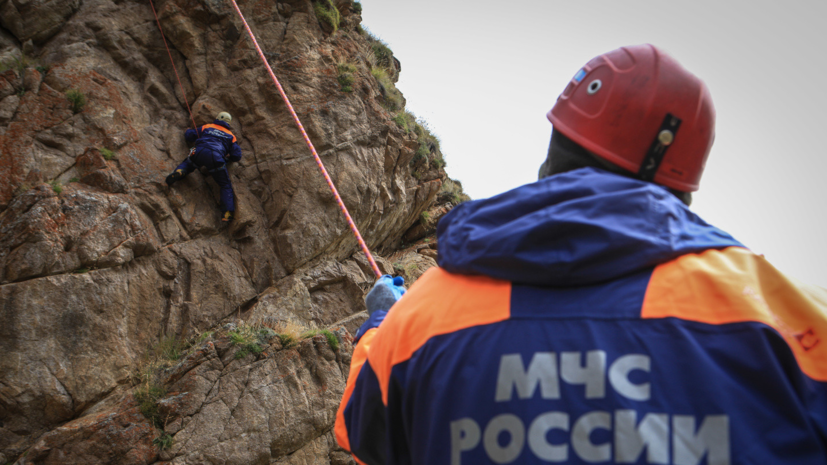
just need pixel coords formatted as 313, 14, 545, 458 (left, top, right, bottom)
334, 44, 827, 465
165, 111, 242, 222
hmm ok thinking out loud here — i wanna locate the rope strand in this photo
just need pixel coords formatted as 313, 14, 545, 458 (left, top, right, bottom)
149, 0, 198, 131
227, 0, 383, 279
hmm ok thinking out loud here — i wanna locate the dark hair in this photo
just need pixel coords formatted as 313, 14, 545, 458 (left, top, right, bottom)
539, 129, 692, 206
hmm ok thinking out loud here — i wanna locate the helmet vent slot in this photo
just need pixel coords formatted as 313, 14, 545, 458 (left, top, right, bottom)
587, 79, 602, 95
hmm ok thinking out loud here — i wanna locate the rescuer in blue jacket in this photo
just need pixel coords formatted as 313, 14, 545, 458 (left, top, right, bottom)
165, 111, 242, 222
336, 44, 827, 465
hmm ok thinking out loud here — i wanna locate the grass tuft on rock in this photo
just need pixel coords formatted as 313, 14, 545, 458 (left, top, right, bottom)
153, 335, 184, 362
0, 52, 34, 74
134, 375, 166, 428
229, 325, 267, 359
243, 315, 343, 354
131, 331, 217, 435
49, 180, 62, 194
301, 329, 339, 351
66, 89, 86, 114
229, 331, 245, 345
255, 317, 338, 351
153, 432, 174, 450
338, 73, 355, 92
196, 331, 214, 344
392, 111, 417, 133
278, 333, 298, 349
399, 114, 445, 174
370, 41, 394, 70
132, 334, 196, 429
100, 147, 116, 160
313, 0, 341, 33
371, 67, 403, 111
323, 330, 339, 351
439, 178, 471, 205
337, 62, 357, 92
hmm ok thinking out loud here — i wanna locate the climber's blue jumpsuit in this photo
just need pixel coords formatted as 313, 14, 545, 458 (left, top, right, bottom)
336, 168, 827, 465
174, 119, 242, 212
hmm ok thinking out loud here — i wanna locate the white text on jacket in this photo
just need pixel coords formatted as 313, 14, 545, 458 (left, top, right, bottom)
450, 351, 730, 464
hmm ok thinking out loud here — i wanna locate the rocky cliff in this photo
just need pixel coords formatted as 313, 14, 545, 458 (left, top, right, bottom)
0, 0, 462, 462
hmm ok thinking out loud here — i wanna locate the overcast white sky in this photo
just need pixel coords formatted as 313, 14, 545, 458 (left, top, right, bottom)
357, 0, 827, 289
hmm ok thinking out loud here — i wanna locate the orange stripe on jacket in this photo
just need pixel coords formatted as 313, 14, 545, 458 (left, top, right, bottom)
202, 123, 237, 143
642, 246, 827, 381
335, 328, 378, 455
367, 267, 511, 405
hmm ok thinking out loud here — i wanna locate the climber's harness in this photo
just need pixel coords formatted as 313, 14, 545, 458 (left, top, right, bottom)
189, 146, 227, 174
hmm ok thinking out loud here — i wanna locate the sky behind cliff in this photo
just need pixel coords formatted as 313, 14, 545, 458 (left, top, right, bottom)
358, 0, 827, 289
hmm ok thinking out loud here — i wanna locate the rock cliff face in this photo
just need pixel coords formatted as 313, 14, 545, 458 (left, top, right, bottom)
0, 0, 458, 462
23, 330, 356, 465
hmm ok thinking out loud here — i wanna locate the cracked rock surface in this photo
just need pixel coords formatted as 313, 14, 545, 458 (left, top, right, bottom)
0, 0, 455, 461
21, 332, 355, 465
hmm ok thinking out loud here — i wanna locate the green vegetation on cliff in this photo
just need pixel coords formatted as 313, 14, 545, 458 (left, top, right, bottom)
65, 89, 86, 113
313, 0, 341, 33
337, 62, 357, 92
361, 27, 449, 177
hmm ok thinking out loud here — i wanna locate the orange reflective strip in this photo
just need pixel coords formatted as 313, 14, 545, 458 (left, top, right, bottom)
642, 246, 827, 381
335, 328, 378, 452
202, 123, 237, 143
367, 267, 511, 404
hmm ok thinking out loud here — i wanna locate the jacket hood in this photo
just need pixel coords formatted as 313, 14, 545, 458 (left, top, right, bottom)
437, 168, 742, 286
213, 119, 232, 129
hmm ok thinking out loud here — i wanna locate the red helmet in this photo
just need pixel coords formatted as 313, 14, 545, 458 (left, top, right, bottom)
547, 44, 715, 192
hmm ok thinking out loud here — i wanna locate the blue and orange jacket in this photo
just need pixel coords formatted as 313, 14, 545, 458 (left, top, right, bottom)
335, 168, 827, 465
185, 119, 242, 163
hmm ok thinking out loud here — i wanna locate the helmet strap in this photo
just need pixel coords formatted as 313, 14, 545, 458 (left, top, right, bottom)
638, 113, 682, 182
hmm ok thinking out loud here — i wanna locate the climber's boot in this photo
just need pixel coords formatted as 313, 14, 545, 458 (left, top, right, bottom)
221, 210, 234, 223
165, 169, 184, 187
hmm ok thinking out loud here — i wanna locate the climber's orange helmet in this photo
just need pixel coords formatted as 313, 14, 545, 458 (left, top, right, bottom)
547, 44, 715, 192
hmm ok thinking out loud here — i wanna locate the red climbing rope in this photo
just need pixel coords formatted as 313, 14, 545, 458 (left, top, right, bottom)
148, 0, 198, 131
227, 0, 383, 279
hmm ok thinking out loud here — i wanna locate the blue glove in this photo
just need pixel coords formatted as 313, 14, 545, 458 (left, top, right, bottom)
365, 275, 406, 316
355, 275, 406, 343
